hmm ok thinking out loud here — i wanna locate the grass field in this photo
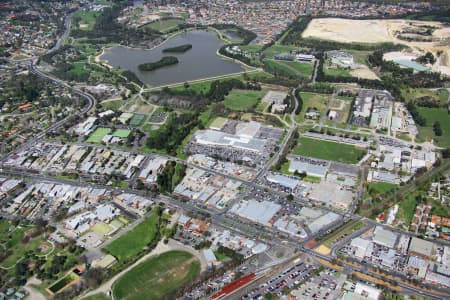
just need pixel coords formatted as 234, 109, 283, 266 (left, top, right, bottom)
112, 129, 131, 138
169, 71, 273, 94
112, 251, 200, 300
87, 127, 111, 143
100, 100, 123, 111
265, 59, 313, 79
224, 89, 266, 111
398, 192, 420, 224
368, 182, 397, 194
295, 92, 329, 123
129, 114, 146, 126
70, 61, 88, 76
401, 88, 449, 105
73, 11, 98, 31
105, 213, 160, 263
144, 18, 184, 33
209, 117, 227, 129
92, 222, 113, 236
417, 107, 450, 147
324, 66, 351, 77
345, 50, 372, 64
263, 44, 298, 58
293, 137, 366, 164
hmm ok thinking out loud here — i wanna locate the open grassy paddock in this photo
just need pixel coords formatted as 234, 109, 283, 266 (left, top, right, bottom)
143, 18, 184, 33
401, 88, 449, 105
265, 59, 313, 79
224, 89, 266, 111
87, 127, 111, 143
293, 136, 366, 164
295, 92, 330, 123
112, 250, 200, 300
417, 107, 450, 148
324, 65, 351, 77
100, 100, 123, 111
105, 212, 160, 263
263, 44, 298, 58
73, 10, 99, 31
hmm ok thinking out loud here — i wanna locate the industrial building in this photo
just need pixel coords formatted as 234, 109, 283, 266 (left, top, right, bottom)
230, 199, 281, 226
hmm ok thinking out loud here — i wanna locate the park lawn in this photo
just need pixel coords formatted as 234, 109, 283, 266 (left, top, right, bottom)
368, 182, 398, 194
401, 88, 449, 105
295, 92, 329, 123
224, 89, 266, 111
293, 137, 366, 164
417, 107, 450, 148
112, 251, 200, 300
105, 212, 160, 263
87, 127, 111, 143
169, 71, 272, 94
112, 129, 131, 138
0, 227, 50, 268
144, 18, 184, 33
73, 10, 99, 31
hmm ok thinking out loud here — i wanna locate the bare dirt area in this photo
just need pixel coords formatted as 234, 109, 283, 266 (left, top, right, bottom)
351, 65, 380, 80
303, 18, 449, 56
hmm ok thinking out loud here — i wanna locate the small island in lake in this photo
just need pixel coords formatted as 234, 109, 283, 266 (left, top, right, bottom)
138, 56, 179, 71
162, 44, 192, 53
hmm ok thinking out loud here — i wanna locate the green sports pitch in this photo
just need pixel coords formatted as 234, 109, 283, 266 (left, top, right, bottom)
87, 127, 111, 143
112, 129, 131, 138
129, 114, 146, 126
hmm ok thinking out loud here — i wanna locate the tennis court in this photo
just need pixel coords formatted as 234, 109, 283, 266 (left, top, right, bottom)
129, 114, 146, 126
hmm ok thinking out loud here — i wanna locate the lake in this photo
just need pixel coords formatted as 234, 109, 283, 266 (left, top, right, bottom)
100, 30, 245, 87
